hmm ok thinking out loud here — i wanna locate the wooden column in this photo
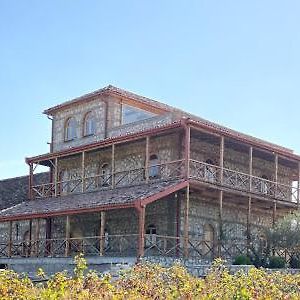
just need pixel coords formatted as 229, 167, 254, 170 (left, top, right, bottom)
219, 136, 224, 183
81, 151, 86, 192
29, 220, 32, 257
99, 211, 106, 256
35, 219, 40, 257
297, 161, 300, 210
272, 201, 277, 227
246, 197, 251, 254
111, 144, 115, 188
145, 136, 150, 183
54, 157, 58, 197
275, 154, 278, 197
28, 163, 33, 199
183, 185, 190, 258
137, 206, 146, 259
175, 192, 180, 257
8, 221, 12, 258
65, 216, 70, 257
218, 190, 223, 257
249, 147, 253, 192
45, 218, 52, 256
184, 125, 191, 179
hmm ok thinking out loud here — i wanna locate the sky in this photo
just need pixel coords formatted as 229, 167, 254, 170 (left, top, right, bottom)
0, 0, 300, 179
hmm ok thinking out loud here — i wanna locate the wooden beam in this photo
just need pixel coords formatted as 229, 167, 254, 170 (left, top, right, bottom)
184, 124, 191, 179
145, 136, 150, 183
175, 192, 180, 257
220, 136, 224, 183
183, 185, 190, 258
247, 197, 251, 254
275, 154, 278, 197
81, 151, 85, 192
137, 206, 146, 259
28, 164, 33, 200
8, 221, 12, 257
99, 211, 106, 256
65, 216, 70, 257
111, 144, 115, 188
54, 157, 58, 197
218, 190, 223, 257
29, 220, 32, 257
249, 147, 253, 192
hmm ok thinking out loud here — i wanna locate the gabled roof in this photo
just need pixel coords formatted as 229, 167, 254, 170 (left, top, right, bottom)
0, 180, 187, 221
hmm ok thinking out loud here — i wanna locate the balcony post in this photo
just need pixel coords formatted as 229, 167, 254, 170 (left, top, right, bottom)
183, 185, 190, 258
81, 151, 86, 192
65, 216, 70, 257
145, 136, 150, 183
184, 124, 191, 180
137, 205, 146, 259
111, 144, 115, 188
219, 136, 224, 183
54, 157, 58, 197
274, 154, 278, 198
28, 163, 33, 200
218, 190, 223, 257
99, 211, 106, 256
35, 219, 40, 257
8, 221, 12, 258
298, 161, 300, 210
249, 147, 253, 192
246, 197, 251, 254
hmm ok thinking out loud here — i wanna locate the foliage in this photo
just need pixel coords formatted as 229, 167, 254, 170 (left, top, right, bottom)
233, 255, 252, 265
268, 256, 286, 269
1, 255, 300, 299
290, 255, 300, 269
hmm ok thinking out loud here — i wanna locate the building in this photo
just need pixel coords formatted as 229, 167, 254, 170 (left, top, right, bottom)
0, 85, 299, 265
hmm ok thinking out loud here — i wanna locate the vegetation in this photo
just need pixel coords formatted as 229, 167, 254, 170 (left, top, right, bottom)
1, 255, 300, 299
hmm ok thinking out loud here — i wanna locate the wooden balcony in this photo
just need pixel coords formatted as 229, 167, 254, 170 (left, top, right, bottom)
30, 159, 299, 204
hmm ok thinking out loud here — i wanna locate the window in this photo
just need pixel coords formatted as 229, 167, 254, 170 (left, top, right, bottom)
100, 163, 111, 187
65, 117, 77, 141
83, 112, 96, 136
145, 224, 157, 248
149, 154, 160, 178
122, 105, 155, 125
204, 159, 216, 182
261, 175, 269, 194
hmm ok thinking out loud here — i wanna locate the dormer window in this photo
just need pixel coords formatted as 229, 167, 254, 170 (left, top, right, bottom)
83, 112, 96, 136
65, 117, 77, 141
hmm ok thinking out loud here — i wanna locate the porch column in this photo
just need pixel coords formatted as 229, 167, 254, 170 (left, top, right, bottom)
249, 147, 253, 192
111, 144, 115, 188
8, 221, 12, 258
99, 211, 106, 256
219, 136, 224, 183
29, 220, 33, 257
54, 157, 58, 197
275, 154, 278, 197
184, 124, 191, 179
65, 216, 70, 257
145, 136, 150, 183
272, 201, 277, 227
246, 197, 251, 254
45, 218, 52, 256
28, 163, 33, 200
137, 206, 146, 259
175, 192, 180, 256
35, 219, 40, 257
218, 190, 223, 257
81, 151, 86, 192
183, 185, 190, 258
298, 162, 300, 210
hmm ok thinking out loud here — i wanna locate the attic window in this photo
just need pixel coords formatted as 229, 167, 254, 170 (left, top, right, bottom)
121, 105, 155, 125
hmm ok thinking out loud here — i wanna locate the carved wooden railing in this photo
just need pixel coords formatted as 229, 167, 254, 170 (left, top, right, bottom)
31, 160, 185, 199
189, 160, 299, 203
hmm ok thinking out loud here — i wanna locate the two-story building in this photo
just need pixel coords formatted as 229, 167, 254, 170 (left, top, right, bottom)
0, 85, 299, 265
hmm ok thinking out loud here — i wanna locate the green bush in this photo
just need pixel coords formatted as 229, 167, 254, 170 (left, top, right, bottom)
268, 256, 285, 269
290, 255, 300, 269
233, 254, 252, 265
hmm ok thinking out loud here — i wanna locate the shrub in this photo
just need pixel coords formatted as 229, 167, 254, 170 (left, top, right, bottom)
290, 255, 300, 269
233, 255, 252, 265
268, 256, 285, 269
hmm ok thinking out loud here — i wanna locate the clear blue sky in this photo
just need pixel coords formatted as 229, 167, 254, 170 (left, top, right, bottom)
0, 1, 300, 179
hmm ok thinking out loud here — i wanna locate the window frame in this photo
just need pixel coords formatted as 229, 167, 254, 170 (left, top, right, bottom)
64, 117, 77, 142
83, 111, 96, 137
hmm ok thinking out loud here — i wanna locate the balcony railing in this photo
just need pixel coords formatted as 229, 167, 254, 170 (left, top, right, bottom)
189, 160, 299, 202
31, 159, 299, 203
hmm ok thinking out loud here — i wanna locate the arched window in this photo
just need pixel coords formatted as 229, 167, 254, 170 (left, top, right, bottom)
83, 112, 96, 136
65, 117, 77, 141
100, 163, 111, 187
261, 175, 269, 194
204, 159, 216, 182
145, 224, 157, 248
149, 154, 160, 179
